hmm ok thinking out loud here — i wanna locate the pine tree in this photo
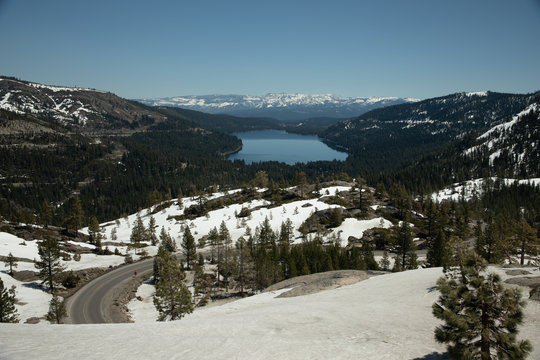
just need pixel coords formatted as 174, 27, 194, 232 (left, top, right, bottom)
46, 293, 66, 324
207, 227, 220, 264
427, 228, 449, 268
88, 216, 102, 252
34, 238, 66, 292
41, 200, 52, 228
235, 236, 254, 295
513, 218, 539, 265
130, 213, 146, 245
181, 226, 196, 270
394, 219, 417, 270
159, 227, 176, 252
0, 278, 19, 323
148, 216, 158, 246
379, 250, 390, 271
153, 251, 193, 321
219, 221, 233, 290
433, 253, 532, 359
69, 195, 84, 233
4, 252, 18, 276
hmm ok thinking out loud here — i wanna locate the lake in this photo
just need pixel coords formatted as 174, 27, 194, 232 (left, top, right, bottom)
228, 130, 348, 165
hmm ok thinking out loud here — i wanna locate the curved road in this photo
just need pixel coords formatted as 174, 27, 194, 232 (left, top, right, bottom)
66, 259, 154, 324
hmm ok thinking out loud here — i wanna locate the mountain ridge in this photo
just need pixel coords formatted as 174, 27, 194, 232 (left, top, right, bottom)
137, 93, 418, 121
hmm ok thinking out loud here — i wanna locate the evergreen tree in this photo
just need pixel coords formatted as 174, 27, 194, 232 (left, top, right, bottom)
513, 218, 539, 265
110, 227, 118, 242
181, 226, 196, 270
153, 251, 193, 321
88, 216, 102, 246
235, 236, 254, 295
69, 195, 84, 233
46, 293, 66, 324
207, 227, 220, 264
4, 252, 18, 276
193, 256, 212, 306
433, 253, 532, 359
0, 278, 19, 323
379, 250, 390, 271
41, 200, 52, 228
34, 238, 65, 292
159, 227, 176, 252
427, 228, 449, 268
130, 213, 146, 245
394, 219, 417, 270
219, 221, 233, 290
148, 216, 158, 246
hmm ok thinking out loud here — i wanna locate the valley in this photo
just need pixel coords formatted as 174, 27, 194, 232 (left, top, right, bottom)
0, 77, 539, 360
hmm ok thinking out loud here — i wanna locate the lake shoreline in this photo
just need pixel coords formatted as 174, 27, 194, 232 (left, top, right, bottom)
228, 130, 348, 165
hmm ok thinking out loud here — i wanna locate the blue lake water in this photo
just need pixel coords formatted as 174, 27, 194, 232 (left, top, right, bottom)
228, 130, 348, 165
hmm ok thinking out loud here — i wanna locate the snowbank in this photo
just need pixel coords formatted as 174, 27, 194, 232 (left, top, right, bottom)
2, 267, 538, 359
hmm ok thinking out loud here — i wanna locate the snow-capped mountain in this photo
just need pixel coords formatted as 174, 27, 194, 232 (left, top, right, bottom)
137, 93, 417, 121
463, 100, 540, 176
0, 77, 165, 130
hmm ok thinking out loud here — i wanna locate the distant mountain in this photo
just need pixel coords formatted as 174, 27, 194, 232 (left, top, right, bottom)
137, 93, 417, 121
321, 91, 538, 172
0, 76, 165, 130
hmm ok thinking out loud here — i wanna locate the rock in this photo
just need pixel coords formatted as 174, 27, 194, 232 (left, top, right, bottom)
530, 286, 540, 301
505, 276, 540, 288
25, 317, 41, 324
505, 269, 532, 276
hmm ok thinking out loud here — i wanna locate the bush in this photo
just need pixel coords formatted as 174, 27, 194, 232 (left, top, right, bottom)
73, 253, 81, 262
61, 271, 80, 289
124, 254, 133, 264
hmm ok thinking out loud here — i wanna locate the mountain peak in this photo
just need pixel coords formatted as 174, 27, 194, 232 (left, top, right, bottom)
136, 93, 417, 121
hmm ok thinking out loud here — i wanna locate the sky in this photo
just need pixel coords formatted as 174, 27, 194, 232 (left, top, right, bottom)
0, 0, 539, 100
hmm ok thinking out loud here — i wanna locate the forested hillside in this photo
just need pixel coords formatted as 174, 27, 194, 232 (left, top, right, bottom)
321, 91, 538, 172
1, 77, 539, 232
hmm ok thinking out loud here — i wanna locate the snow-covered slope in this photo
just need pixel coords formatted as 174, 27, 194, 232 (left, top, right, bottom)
0, 77, 165, 129
431, 177, 540, 202
463, 102, 540, 175
137, 93, 417, 121
1, 267, 538, 360
0, 184, 391, 322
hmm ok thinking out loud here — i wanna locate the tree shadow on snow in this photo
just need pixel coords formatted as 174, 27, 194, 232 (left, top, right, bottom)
412, 352, 450, 360
21, 281, 44, 290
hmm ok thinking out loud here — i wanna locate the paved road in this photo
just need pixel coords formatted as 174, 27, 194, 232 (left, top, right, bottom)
66, 259, 154, 324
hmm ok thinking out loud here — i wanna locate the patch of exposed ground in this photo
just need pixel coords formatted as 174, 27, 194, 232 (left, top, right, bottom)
264, 270, 386, 298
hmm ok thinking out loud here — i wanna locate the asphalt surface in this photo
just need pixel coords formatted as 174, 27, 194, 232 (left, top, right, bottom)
66, 259, 154, 324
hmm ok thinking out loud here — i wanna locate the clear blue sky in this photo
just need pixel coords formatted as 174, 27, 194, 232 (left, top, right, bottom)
1, 0, 539, 99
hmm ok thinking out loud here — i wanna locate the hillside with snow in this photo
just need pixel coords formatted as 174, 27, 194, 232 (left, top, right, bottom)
463, 101, 540, 177
137, 93, 417, 121
1, 266, 539, 360
0, 76, 165, 129
0, 183, 393, 323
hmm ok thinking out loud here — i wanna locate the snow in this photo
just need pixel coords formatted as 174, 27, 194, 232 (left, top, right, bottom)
431, 177, 540, 202
0, 232, 40, 260
329, 217, 392, 246
80, 186, 382, 253
477, 103, 538, 141
465, 91, 488, 97
139, 93, 414, 112
127, 280, 158, 322
0, 272, 52, 323
1, 267, 539, 359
